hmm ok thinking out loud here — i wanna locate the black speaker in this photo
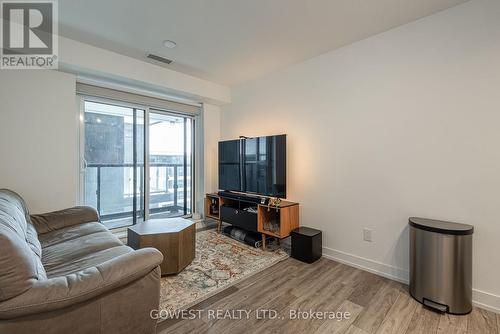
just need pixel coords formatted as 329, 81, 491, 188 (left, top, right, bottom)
291, 227, 322, 263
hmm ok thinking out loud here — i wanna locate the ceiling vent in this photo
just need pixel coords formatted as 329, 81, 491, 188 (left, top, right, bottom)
147, 54, 173, 65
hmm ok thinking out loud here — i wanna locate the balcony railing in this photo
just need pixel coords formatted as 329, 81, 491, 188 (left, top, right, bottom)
85, 162, 191, 227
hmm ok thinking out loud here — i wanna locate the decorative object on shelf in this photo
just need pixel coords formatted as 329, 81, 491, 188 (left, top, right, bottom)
267, 197, 281, 212
263, 221, 280, 234
210, 198, 219, 214
263, 210, 280, 234
204, 194, 221, 221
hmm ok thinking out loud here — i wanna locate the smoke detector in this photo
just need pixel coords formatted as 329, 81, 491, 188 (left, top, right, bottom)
162, 40, 177, 48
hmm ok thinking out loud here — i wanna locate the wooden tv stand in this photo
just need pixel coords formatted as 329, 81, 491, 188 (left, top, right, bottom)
205, 192, 299, 250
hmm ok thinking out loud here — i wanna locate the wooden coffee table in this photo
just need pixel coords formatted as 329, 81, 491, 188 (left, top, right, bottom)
127, 218, 196, 275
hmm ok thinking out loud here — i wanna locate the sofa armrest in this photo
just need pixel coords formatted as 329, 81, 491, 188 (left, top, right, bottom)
30, 206, 100, 234
0, 248, 163, 319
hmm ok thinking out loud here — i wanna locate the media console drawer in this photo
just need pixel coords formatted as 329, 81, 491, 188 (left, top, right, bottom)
220, 205, 258, 232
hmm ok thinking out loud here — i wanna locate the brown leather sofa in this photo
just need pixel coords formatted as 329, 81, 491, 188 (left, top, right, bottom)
0, 189, 163, 334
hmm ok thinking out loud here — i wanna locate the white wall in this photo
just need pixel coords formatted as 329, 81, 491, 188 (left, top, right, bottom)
220, 0, 500, 312
0, 70, 78, 214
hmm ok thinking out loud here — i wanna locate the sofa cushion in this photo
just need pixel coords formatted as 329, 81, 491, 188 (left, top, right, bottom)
40, 222, 132, 278
38, 221, 108, 248
0, 190, 46, 301
26, 223, 42, 258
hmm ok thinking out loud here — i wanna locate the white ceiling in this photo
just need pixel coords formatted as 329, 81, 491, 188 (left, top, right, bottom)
59, 0, 468, 86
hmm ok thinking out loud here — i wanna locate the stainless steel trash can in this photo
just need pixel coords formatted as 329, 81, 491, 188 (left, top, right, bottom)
409, 217, 473, 314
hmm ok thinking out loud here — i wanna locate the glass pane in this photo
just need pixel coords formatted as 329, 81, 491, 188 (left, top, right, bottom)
83, 101, 144, 228
149, 111, 192, 218
134, 112, 145, 222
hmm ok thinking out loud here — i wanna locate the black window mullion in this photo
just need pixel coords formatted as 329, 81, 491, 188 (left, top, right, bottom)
183, 118, 188, 215
132, 108, 137, 224
191, 119, 195, 215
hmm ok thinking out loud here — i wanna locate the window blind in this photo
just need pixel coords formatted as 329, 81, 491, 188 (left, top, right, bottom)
76, 83, 201, 115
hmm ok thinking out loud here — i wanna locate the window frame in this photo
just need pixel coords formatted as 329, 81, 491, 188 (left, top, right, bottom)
77, 94, 197, 227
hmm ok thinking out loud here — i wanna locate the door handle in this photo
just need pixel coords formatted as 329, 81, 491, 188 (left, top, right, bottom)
80, 158, 88, 172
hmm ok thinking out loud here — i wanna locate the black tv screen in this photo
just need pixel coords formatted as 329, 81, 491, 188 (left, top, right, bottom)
218, 134, 286, 198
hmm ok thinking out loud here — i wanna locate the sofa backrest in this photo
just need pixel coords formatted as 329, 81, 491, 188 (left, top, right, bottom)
0, 189, 46, 301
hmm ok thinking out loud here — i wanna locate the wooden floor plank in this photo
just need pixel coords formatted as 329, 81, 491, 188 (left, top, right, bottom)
467, 307, 498, 334
288, 259, 346, 297
164, 316, 209, 334
405, 304, 441, 334
251, 265, 348, 333
347, 270, 386, 307
198, 258, 337, 333
345, 325, 372, 334
233, 256, 304, 290
437, 313, 468, 334
218, 291, 299, 334
353, 280, 403, 333
273, 263, 363, 334
314, 300, 364, 334
277, 283, 355, 334
157, 257, 497, 334
375, 291, 419, 334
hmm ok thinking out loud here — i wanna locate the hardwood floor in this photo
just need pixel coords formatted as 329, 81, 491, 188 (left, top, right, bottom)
157, 257, 499, 334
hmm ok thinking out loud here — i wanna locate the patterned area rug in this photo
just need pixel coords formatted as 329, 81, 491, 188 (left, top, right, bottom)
159, 229, 288, 314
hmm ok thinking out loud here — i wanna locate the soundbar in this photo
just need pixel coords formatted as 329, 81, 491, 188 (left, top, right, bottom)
217, 191, 262, 204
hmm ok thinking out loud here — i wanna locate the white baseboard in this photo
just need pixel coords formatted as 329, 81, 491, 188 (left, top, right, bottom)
472, 289, 500, 314
322, 246, 500, 314
322, 247, 409, 284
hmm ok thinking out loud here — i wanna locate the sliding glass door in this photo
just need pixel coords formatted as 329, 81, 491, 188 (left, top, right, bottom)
81, 99, 194, 229
148, 111, 193, 219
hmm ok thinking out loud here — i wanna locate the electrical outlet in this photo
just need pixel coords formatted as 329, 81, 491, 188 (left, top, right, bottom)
363, 228, 373, 242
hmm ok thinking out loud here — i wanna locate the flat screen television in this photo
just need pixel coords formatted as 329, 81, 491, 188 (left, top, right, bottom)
218, 134, 286, 198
